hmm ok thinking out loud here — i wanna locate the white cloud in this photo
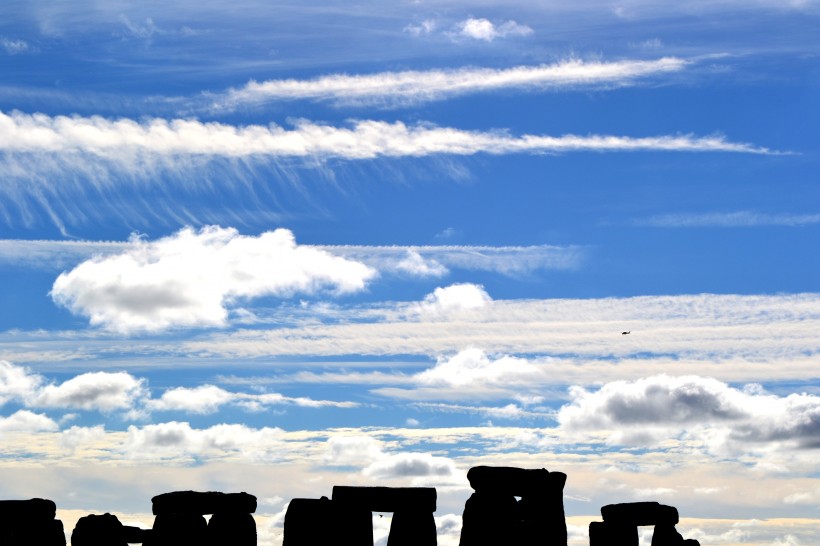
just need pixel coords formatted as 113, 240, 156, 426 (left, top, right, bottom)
147, 385, 234, 414
31, 371, 146, 412
324, 435, 384, 466
0, 360, 42, 406
557, 374, 820, 449
416, 347, 541, 387
123, 421, 286, 461
395, 250, 448, 277
0, 239, 582, 276
363, 452, 460, 481
636, 211, 820, 228
0, 410, 59, 433
0, 110, 777, 160
419, 283, 492, 315
450, 18, 533, 42
215, 57, 689, 108
1, 37, 30, 55
50, 226, 377, 333
325, 244, 584, 277
404, 19, 437, 37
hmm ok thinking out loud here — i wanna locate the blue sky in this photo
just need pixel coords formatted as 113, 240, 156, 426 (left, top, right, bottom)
1, 1, 819, 544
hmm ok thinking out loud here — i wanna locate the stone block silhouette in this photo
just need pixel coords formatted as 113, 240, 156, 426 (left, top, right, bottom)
331, 486, 437, 513
145, 512, 208, 546
152, 491, 257, 515
601, 502, 678, 526
589, 520, 638, 546
147, 490, 257, 546
0, 498, 65, 546
459, 491, 520, 546
459, 466, 567, 546
123, 525, 152, 543
386, 509, 437, 546
591, 502, 699, 546
283, 497, 337, 546
71, 513, 127, 546
284, 487, 437, 546
332, 486, 437, 546
207, 512, 256, 546
651, 523, 684, 546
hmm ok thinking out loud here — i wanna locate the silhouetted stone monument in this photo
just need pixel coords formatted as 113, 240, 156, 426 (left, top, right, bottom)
0, 498, 65, 546
589, 502, 701, 546
283, 486, 437, 546
283, 497, 337, 546
459, 466, 568, 546
71, 513, 127, 546
146, 490, 257, 546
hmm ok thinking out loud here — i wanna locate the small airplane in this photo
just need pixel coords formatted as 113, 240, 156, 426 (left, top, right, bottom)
621, 331, 631, 335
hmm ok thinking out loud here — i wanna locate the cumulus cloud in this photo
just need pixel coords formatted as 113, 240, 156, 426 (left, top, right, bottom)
215, 57, 689, 109
450, 18, 533, 41
50, 226, 377, 333
147, 385, 234, 414
0, 360, 42, 405
0, 410, 59, 433
324, 435, 385, 466
31, 371, 147, 412
363, 452, 460, 481
123, 421, 286, 461
558, 375, 820, 449
419, 283, 492, 316
416, 347, 541, 387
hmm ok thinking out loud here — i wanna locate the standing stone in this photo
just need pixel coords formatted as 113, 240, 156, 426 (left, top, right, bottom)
0, 498, 64, 546
71, 513, 127, 546
146, 512, 208, 546
386, 509, 437, 546
651, 523, 684, 546
518, 471, 568, 546
208, 512, 256, 546
283, 497, 336, 546
459, 491, 520, 546
588, 520, 639, 546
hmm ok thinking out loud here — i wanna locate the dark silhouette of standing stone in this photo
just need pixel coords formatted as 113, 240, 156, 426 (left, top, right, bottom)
123, 525, 153, 543
601, 502, 678, 526
207, 512, 256, 546
590, 502, 700, 546
152, 491, 257, 515
284, 487, 437, 546
459, 466, 568, 546
147, 490, 257, 546
145, 513, 208, 546
0, 498, 65, 546
71, 513, 127, 546
332, 486, 436, 546
283, 497, 337, 546
387, 508, 437, 546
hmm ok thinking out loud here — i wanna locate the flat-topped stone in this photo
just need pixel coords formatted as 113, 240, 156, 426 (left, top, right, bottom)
332, 486, 436, 513
151, 491, 257, 515
467, 466, 565, 496
0, 498, 57, 522
601, 502, 679, 526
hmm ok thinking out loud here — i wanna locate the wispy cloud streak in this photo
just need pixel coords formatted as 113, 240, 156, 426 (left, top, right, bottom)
636, 211, 820, 227
215, 58, 689, 109
0, 110, 777, 160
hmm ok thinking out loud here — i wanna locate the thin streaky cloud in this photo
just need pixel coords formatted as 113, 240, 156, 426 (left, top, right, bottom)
214, 57, 690, 109
0, 238, 583, 276
636, 211, 820, 227
0, 110, 778, 159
